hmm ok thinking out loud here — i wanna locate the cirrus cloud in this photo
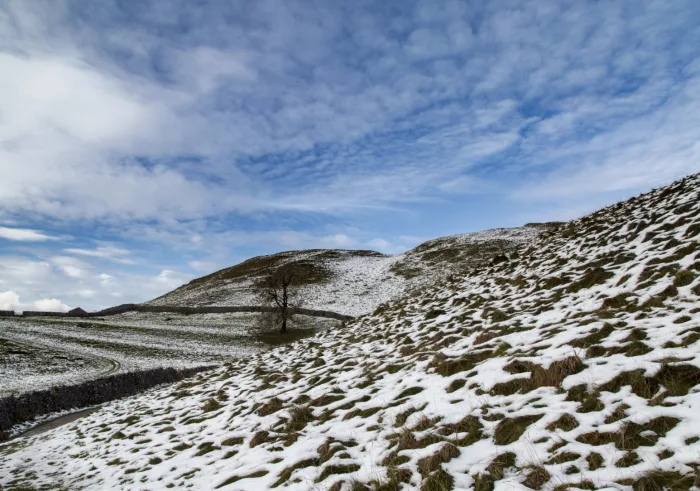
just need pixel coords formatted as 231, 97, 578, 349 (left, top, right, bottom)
0, 226, 57, 242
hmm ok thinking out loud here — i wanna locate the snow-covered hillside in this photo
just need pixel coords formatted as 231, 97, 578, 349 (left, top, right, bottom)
149, 225, 553, 316
2, 174, 699, 490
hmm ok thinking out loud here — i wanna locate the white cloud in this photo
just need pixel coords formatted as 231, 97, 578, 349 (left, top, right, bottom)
64, 246, 135, 264
0, 254, 192, 311
98, 273, 114, 285
320, 234, 356, 248
152, 270, 191, 290
512, 79, 700, 202
173, 46, 258, 93
188, 260, 219, 274
0, 226, 56, 242
50, 256, 91, 278
0, 291, 21, 311
61, 266, 83, 278
0, 54, 153, 145
366, 238, 408, 254
0, 49, 235, 222
76, 289, 97, 298
406, 28, 455, 59
366, 238, 392, 251
398, 235, 428, 245
437, 175, 490, 194
32, 298, 69, 312
0, 290, 69, 313
0, 0, 697, 226
0, 257, 53, 285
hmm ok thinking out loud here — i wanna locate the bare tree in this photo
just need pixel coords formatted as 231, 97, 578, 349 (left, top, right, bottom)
258, 264, 302, 333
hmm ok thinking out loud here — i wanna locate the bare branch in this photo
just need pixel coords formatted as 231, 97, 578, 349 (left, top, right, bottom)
257, 264, 303, 333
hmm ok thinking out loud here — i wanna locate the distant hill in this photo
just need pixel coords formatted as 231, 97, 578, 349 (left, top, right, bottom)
148, 223, 561, 316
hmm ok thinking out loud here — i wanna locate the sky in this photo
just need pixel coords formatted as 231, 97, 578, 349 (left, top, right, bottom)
1, 0, 699, 312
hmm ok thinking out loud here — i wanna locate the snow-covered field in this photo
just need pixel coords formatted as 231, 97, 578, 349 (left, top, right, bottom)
0, 335, 109, 397
1, 174, 699, 490
0, 313, 338, 396
150, 225, 549, 317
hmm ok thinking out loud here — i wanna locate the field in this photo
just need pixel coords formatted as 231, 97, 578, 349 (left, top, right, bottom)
0, 312, 338, 396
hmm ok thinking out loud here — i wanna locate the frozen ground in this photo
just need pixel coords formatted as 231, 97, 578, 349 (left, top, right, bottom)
0, 336, 110, 397
1, 174, 699, 490
0, 312, 338, 396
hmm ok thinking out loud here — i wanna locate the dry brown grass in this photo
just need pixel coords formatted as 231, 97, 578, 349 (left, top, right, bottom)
494, 415, 543, 445
420, 468, 454, 491
428, 350, 496, 377
546, 414, 579, 432
474, 330, 503, 345
633, 470, 700, 490
417, 443, 460, 477
491, 356, 585, 395
250, 430, 272, 447
257, 397, 283, 416
601, 364, 700, 400
316, 464, 361, 483
285, 405, 314, 432
577, 416, 680, 450
522, 466, 550, 490
271, 457, 318, 487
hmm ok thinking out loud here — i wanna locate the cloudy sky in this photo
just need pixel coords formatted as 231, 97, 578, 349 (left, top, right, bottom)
1, 0, 699, 311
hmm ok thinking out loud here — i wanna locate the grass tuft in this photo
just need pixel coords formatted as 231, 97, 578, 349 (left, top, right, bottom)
417, 443, 460, 477
285, 405, 314, 433
494, 415, 542, 445
316, 464, 361, 483
546, 414, 579, 432
522, 466, 550, 490
257, 397, 283, 416
215, 470, 269, 488
420, 468, 454, 491
632, 470, 699, 490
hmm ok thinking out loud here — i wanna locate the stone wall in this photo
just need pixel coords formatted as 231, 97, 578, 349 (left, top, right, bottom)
18, 311, 71, 317
0, 366, 210, 435
8, 305, 353, 322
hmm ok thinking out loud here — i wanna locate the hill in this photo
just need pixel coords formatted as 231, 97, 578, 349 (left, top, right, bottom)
149, 223, 559, 316
1, 173, 699, 490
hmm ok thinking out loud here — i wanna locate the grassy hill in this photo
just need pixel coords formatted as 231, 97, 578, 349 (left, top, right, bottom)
2, 173, 699, 490
148, 224, 559, 316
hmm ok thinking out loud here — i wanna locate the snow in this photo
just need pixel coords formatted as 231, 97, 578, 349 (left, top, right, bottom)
0, 312, 337, 395
0, 173, 699, 490
149, 225, 547, 317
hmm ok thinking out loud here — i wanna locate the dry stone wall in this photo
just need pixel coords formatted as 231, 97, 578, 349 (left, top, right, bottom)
6, 304, 353, 321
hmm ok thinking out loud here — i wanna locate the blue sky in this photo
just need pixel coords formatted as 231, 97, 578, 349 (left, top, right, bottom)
1, 0, 699, 311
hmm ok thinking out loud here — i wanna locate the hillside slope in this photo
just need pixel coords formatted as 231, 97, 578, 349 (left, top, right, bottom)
2, 174, 699, 490
149, 224, 557, 316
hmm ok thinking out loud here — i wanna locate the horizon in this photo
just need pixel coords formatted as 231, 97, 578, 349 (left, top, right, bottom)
1, 0, 700, 311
